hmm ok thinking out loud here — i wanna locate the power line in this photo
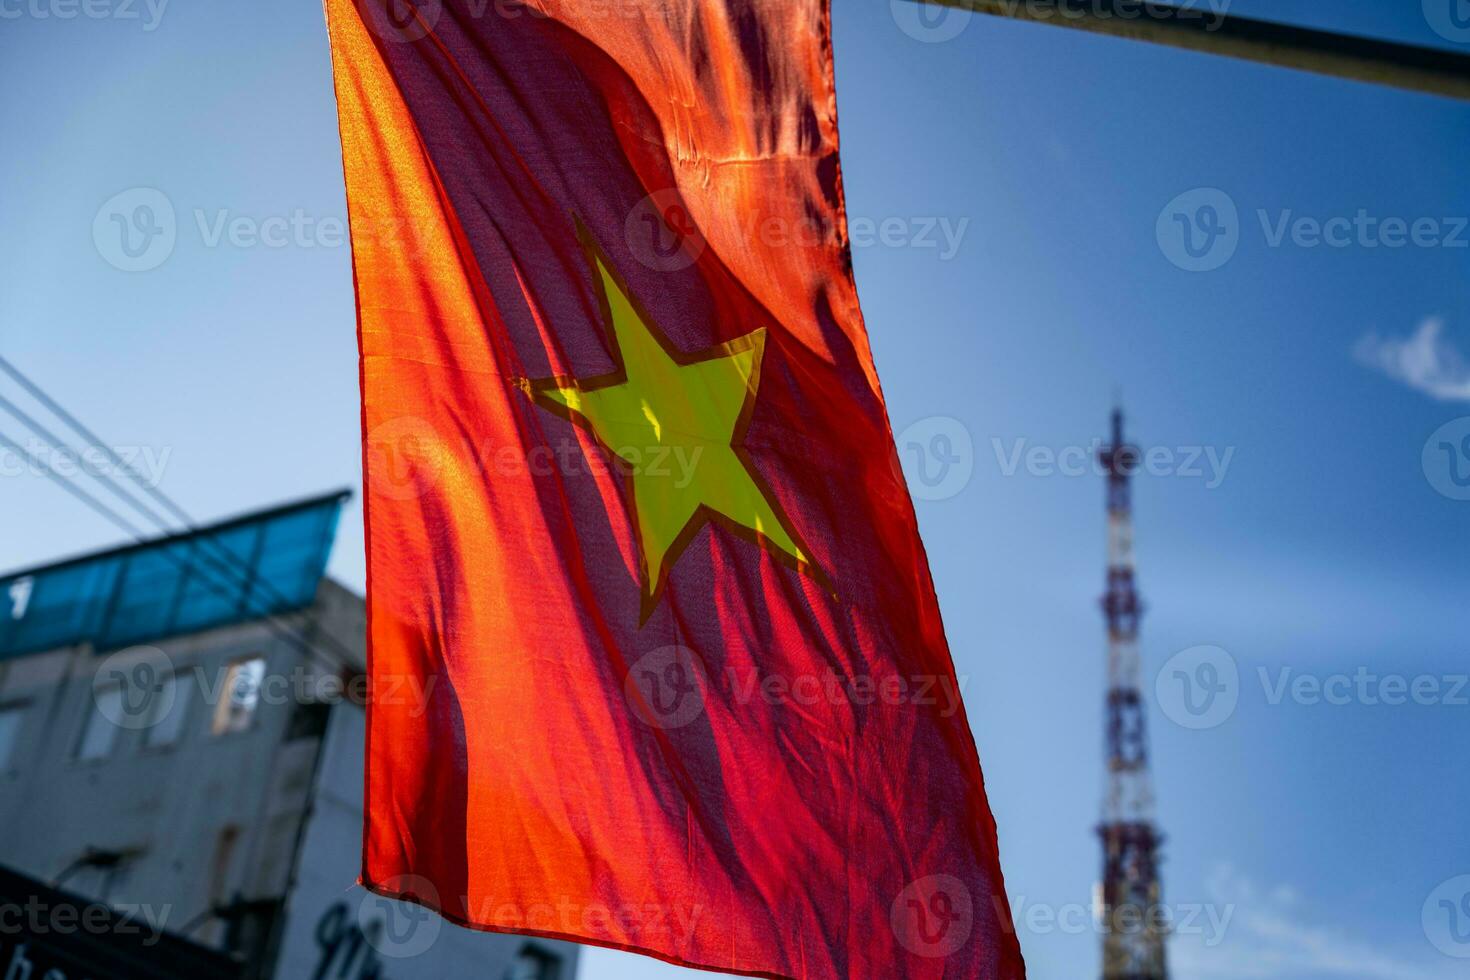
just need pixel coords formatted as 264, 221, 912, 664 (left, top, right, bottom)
0, 354, 197, 529
0, 353, 362, 666
0, 430, 148, 540
0, 387, 360, 665
0, 364, 359, 670
0, 391, 175, 533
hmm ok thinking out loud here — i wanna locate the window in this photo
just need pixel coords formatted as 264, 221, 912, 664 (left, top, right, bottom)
78, 684, 123, 760
0, 704, 27, 768
144, 672, 189, 748
212, 657, 266, 735
285, 700, 331, 742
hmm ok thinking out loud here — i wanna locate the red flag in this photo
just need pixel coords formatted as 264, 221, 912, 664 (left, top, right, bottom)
325, 1, 1023, 977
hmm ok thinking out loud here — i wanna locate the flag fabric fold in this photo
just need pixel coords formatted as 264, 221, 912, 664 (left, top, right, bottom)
325, 0, 1023, 976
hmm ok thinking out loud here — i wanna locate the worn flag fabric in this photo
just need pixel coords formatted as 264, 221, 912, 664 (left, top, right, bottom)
325, 0, 1023, 977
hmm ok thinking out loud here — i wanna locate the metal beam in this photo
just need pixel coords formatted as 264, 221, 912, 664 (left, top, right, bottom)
911, 0, 1470, 101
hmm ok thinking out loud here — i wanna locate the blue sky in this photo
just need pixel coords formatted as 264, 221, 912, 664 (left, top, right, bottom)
2, 2, 1468, 978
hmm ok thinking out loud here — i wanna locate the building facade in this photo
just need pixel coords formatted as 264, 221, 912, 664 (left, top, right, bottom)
0, 491, 580, 980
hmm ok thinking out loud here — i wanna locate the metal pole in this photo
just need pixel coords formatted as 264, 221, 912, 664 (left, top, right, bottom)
910, 0, 1470, 101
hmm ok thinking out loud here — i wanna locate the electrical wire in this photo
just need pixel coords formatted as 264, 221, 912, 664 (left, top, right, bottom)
0, 354, 363, 667
0, 357, 364, 669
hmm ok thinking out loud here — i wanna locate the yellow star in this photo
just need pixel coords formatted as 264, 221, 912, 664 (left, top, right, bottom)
526, 238, 817, 619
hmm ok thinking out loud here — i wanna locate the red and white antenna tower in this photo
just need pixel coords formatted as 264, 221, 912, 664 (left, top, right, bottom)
1096, 406, 1168, 980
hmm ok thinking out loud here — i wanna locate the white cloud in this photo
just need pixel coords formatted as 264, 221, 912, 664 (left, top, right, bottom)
1354, 318, 1470, 402
1170, 864, 1458, 980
